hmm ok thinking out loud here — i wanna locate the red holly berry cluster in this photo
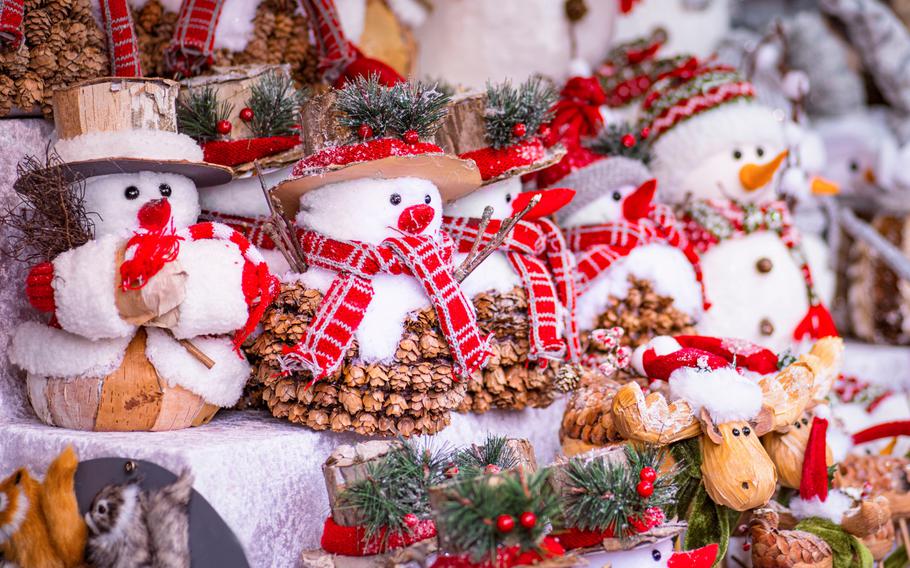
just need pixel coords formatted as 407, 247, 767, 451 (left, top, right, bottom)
495, 511, 537, 533
239, 107, 254, 122
636, 466, 657, 498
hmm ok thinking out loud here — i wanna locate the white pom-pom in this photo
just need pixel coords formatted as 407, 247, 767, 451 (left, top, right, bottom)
568, 58, 592, 78
783, 70, 811, 99
754, 43, 782, 72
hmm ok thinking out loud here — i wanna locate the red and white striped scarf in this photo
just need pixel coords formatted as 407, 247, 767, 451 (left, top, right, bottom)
99, 0, 142, 77
298, 0, 358, 83
0, 0, 24, 50
443, 216, 582, 362
199, 210, 278, 250
566, 204, 707, 308
165, 0, 225, 77
281, 231, 490, 384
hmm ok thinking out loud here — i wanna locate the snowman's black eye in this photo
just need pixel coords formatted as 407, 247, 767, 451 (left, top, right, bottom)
742, 426, 751, 436
802, 417, 808, 425
612, 191, 622, 201
651, 549, 662, 561
424, 194, 431, 204
756, 146, 765, 158
390, 193, 402, 205
159, 183, 172, 197
733, 149, 743, 160
505, 193, 512, 203
849, 161, 860, 172
732, 428, 741, 436
124, 186, 140, 200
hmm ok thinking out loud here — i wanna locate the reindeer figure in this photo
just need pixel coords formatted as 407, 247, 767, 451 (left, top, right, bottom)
611, 336, 838, 512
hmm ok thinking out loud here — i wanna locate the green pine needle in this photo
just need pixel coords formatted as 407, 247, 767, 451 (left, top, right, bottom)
586, 122, 652, 163
336, 74, 394, 140
247, 71, 306, 138
177, 86, 233, 142
453, 435, 521, 478
388, 80, 451, 138
485, 77, 556, 149
436, 468, 559, 563
336, 440, 448, 544
559, 444, 679, 536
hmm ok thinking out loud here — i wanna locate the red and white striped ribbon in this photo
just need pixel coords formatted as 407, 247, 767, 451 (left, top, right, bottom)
99, 0, 143, 77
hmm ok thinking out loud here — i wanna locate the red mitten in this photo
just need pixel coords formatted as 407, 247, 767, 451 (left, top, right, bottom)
26, 262, 56, 313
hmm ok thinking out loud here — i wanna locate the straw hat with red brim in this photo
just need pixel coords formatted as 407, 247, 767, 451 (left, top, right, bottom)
275, 137, 482, 216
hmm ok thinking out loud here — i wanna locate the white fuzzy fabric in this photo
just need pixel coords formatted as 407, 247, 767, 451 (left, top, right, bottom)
456, 251, 522, 297
802, 234, 835, 307
9, 322, 131, 380
200, 166, 292, 217
558, 183, 637, 228
669, 366, 763, 423
296, 177, 443, 245
631, 335, 681, 376
293, 268, 434, 362
789, 490, 853, 524
53, 235, 137, 340
651, 102, 786, 204
261, 249, 291, 281
335, 0, 366, 42
575, 244, 702, 330
144, 329, 248, 407
0, 489, 26, 545
696, 232, 809, 352
443, 177, 517, 220
83, 172, 200, 238
575, 535, 675, 568
212, 0, 261, 52
386, 0, 428, 27
168, 239, 249, 340
613, 0, 731, 58
54, 130, 204, 165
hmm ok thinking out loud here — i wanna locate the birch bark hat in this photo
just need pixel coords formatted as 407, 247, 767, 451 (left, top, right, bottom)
48, 77, 232, 187
274, 77, 483, 216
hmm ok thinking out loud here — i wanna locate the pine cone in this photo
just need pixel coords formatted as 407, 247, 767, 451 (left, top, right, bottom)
591, 276, 695, 349
749, 509, 833, 567
137, 0, 164, 32
30, 44, 57, 78
14, 72, 43, 110
24, 9, 53, 45
0, 44, 29, 78
0, 75, 15, 116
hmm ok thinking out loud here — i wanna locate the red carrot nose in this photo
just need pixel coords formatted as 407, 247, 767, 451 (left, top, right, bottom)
397, 204, 434, 234
622, 179, 657, 221
137, 198, 172, 230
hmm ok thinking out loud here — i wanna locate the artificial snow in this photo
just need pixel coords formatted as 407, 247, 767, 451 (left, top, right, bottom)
444, 177, 518, 220
456, 251, 522, 297
9, 322, 131, 380
212, 0, 262, 53
669, 366, 764, 423
200, 166, 293, 217
54, 130, 204, 165
789, 490, 854, 524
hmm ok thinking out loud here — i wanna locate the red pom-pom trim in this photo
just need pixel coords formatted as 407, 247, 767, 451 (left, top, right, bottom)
459, 138, 547, 181
320, 516, 437, 556
203, 135, 300, 167
293, 138, 444, 176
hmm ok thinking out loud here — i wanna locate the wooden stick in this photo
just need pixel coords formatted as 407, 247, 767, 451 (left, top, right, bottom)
254, 161, 308, 273
898, 518, 910, 555
165, 329, 215, 369
454, 194, 540, 282
462, 205, 493, 266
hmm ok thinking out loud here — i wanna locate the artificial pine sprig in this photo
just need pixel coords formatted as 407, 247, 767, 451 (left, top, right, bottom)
485, 77, 556, 149
435, 468, 559, 563
336, 74, 394, 140
336, 441, 449, 544
452, 435, 521, 478
586, 122, 652, 163
177, 86, 233, 142
559, 444, 679, 536
388, 80, 451, 139
247, 71, 306, 138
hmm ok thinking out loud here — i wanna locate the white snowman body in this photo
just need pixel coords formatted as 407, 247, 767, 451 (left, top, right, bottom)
293, 176, 447, 362
412, 0, 616, 89
578, 537, 675, 568
560, 183, 703, 330
199, 165, 294, 276
10, 169, 253, 407
612, 0, 731, 59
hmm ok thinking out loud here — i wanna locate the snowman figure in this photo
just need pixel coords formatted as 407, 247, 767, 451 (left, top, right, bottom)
440, 81, 582, 410
612, 0, 732, 59
9, 77, 276, 431
579, 535, 717, 568
642, 64, 837, 350
259, 79, 489, 436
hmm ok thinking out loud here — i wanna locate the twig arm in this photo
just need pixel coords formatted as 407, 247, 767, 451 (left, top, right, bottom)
454, 194, 540, 282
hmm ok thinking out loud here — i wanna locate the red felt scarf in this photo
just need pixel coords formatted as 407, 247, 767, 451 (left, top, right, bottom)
443, 216, 581, 362
0, 0, 25, 50
281, 231, 490, 383
99, 0, 142, 77
166, 0, 226, 77
298, 0, 358, 83
320, 516, 437, 556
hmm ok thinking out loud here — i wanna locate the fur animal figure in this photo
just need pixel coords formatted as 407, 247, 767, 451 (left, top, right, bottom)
0, 447, 86, 568
85, 482, 152, 568
145, 470, 193, 568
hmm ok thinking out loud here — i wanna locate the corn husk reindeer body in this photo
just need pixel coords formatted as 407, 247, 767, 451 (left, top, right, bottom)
612, 336, 842, 511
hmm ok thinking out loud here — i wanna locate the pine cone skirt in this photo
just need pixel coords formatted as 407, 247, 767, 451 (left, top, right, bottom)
457, 287, 559, 413
245, 282, 467, 437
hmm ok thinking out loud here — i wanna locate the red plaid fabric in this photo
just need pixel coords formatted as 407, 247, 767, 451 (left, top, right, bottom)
99, 0, 142, 77
165, 0, 226, 77
443, 216, 582, 362
298, 0, 358, 83
681, 199, 836, 340
181, 222, 280, 351
281, 231, 490, 383
0, 0, 25, 50
199, 210, 278, 250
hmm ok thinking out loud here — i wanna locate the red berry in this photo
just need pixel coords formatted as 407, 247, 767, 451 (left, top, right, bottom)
358, 124, 374, 139
636, 480, 654, 498
445, 465, 459, 478
216, 120, 232, 135
512, 122, 527, 138
622, 133, 636, 148
403, 129, 420, 144
484, 464, 501, 475
639, 466, 657, 483
496, 514, 515, 533
403, 513, 419, 528
239, 107, 254, 122
639, 126, 651, 139
538, 124, 551, 139
519, 511, 537, 528
742, 542, 751, 551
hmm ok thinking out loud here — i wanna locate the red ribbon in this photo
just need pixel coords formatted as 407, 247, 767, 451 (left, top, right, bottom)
0, 0, 25, 50
99, 0, 142, 77
320, 516, 437, 556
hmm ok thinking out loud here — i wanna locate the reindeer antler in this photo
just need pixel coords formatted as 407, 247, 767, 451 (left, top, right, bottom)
757, 360, 815, 434
801, 337, 844, 403
611, 382, 701, 445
